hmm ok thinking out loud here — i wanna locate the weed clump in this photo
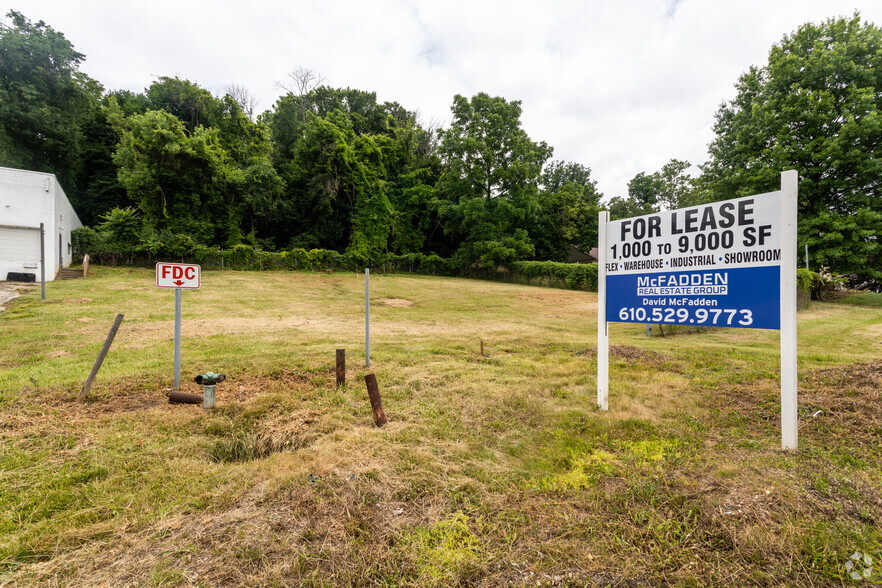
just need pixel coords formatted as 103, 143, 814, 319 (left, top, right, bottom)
207, 430, 312, 463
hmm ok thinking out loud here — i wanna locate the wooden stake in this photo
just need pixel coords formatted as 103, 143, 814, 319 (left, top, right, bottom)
480, 340, 484, 356
336, 349, 346, 387
78, 313, 124, 402
364, 374, 387, 427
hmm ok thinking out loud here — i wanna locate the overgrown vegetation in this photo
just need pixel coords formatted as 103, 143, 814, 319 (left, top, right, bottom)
0, 268, 879, 585
3, 11, 881, 286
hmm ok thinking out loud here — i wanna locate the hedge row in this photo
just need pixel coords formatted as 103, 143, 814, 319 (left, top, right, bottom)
509, 261, 598, 291
76, 231, 825, 300
87, 246, 457, 275
74, 233, 603, 291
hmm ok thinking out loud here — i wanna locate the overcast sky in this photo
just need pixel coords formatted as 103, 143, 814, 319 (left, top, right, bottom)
8, 1, 882, 199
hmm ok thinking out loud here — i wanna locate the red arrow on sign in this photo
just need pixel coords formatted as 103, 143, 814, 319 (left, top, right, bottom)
174, 280, 184, 286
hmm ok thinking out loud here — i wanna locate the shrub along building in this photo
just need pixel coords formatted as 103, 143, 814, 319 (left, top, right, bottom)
0, 166, 82, 282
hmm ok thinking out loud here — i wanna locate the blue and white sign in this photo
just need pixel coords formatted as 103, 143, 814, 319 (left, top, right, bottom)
596, 170, 798, 450
605, 192, 783, 329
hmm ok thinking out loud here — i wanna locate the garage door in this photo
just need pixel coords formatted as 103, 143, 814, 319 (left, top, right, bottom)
0, 226, 41, 263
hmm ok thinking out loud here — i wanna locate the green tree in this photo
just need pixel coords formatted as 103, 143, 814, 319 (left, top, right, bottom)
541, 160, 597, 193
607, 172, 661, 220
536, 161, 602, 260
111, 77, 283, 248
437, 93, 551, 268
0, 10, 101, 188
146, 77, 221, 131
70, 103, 129, 226
608, 159, 704, 221
654, 159, 704, 210
98, 206, 142, 248
265, 84, 440, 257
701, 14, 882, 287
275, 111, 392, 255
113, 109, 228, 243
113, 104, 281, 248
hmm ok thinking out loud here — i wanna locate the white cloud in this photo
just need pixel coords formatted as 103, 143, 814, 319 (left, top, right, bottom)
10, 0, 882, 198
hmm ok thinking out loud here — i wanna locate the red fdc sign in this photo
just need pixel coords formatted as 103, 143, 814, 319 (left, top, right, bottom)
156, 263, 201, 289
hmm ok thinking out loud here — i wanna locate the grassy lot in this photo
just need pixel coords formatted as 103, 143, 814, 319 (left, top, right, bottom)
0, 267, 880, 586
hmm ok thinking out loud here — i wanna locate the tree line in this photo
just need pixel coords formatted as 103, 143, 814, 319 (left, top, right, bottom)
1, 11, 879, 287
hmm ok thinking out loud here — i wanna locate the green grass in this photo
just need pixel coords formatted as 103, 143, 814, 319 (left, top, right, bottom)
1, 267, 880, 585
838, 291, 882, 308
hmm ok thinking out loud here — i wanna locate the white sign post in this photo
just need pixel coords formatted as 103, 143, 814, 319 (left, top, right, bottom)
597, 211, 609, 411
597, 171, 798, 449
156, 263, 201, 388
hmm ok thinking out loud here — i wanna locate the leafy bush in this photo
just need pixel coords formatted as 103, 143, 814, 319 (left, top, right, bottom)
71, 226, 123, 265
510, 261, 598, 291
797, 268, 826, 300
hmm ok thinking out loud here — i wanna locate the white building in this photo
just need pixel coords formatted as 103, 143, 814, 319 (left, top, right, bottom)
0, 166, 82, 282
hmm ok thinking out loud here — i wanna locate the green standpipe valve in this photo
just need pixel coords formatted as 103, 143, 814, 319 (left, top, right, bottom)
195, 372, 225, 385
195, 372, 225, 408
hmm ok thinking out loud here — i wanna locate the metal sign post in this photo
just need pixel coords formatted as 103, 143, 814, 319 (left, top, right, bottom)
598, 171, 799, 449
174, 288, 182, 388
365, 268, 370, 368
156, 263, 201, 389
39, 223, 45, 300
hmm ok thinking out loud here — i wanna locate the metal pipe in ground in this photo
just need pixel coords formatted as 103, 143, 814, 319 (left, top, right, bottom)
168, 391, 202, 404
203, 385, 216, 409
363, 373, 387, 427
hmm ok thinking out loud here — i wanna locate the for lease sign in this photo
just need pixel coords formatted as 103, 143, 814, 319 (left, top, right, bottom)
605, 191, 782, 329
155, 262, 201, 289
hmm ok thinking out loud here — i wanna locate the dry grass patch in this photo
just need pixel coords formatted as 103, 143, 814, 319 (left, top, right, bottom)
2, 269, 881, 586
375, 297, 414, 307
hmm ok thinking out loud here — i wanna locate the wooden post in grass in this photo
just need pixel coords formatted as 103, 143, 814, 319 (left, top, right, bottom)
78, 313, 124, 402
480, 340, 484, 356
336, 349, 346, 387
364, 374, 387, 427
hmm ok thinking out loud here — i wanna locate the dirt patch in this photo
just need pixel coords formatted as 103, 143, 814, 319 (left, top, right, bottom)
805, 361, 882, 391
0, 371, 322, 440
860, 323, 882, 340
0, 282, 34, 311
609, 345, 681, 372
799, 361, 882, 446
376, 297, 413, 307
572, 345, 679, 368
715, 361, 882, 446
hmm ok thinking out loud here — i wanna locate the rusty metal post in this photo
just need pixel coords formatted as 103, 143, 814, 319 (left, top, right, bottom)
167, 391, 203, 404
336, 349, 346, 387
364, 374, 387, 427
480, 340, 484, 356
78, 313, 124, 402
